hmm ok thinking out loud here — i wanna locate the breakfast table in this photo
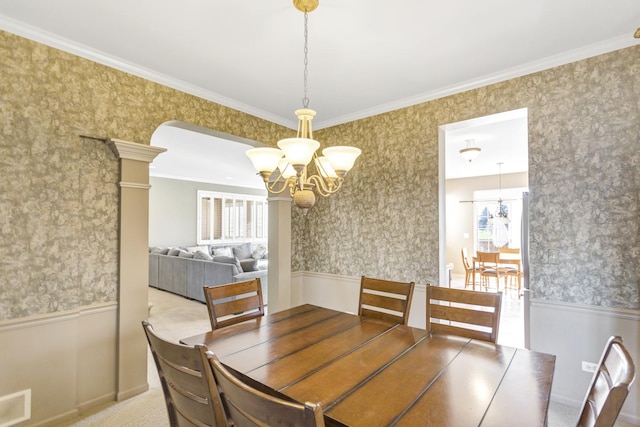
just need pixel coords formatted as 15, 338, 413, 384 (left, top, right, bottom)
181, 304, 555, 427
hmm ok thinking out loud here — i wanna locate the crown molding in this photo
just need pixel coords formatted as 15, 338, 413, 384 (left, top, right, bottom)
2, 14, 636, 131
0, 14, 296, 129
314, 36, 640, 129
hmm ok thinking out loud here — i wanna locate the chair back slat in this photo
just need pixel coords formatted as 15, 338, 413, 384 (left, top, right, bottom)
426, 284, 502, 343
204, 279, 265, 330
358, 276, 415, 325
577, 336, 636, 427
208, 353, 325, 427
142, 321, 228, 427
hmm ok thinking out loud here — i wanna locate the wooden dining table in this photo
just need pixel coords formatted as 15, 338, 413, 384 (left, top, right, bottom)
181, 304, 555, 427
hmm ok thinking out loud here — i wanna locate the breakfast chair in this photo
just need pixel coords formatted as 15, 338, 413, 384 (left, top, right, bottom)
476, 251, 507, 291
204, 278, 265, 330
426, 284, 502, 343
142, 321, 228, 427
208, 352, 326, 426
577, 336, 636, 427
461, 248, 477, 290
358, 276, 415, 325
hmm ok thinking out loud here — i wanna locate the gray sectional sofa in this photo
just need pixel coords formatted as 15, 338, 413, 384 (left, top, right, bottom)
149, 242, 268, 304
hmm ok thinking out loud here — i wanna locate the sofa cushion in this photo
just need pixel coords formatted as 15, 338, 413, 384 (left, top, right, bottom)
178, 251, 194, 258
151, 247, 170, 255
212, 246, 233, 257
232, 242, 253, 260
240, 258, 259, 272
186, 245, 210, 254
167, 248, 182, 256
212, 255, 243, 273
252, 244, 267, 260
193, 250, 213, 261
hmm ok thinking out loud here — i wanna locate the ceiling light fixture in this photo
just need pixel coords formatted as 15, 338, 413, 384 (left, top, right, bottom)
459, 139, 481, 162
246, 0, 361, 214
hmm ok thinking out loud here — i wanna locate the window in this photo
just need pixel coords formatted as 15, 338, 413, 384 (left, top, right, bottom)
473, 188, 526, 252
197, 191, 268, 244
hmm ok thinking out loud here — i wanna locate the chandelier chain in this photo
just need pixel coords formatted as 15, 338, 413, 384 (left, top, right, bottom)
302, 11, 310, 108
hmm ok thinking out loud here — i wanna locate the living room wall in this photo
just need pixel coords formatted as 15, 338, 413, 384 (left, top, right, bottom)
149, 176, 266, 247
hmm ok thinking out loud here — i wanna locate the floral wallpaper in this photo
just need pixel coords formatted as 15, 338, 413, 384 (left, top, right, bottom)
0, 30, 288, 320
295, 46, 639, 310
1, 28, 638, 321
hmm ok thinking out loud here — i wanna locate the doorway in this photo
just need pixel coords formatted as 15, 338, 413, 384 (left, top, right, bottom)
439, 108, 529, 348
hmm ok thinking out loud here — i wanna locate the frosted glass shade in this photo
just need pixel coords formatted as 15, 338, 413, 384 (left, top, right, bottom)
278, 158, 297, 179
459, 147, 481, 162
322, 146, 361, 172
315, 156, 338, 179
246, 147, 283, 173
277, 137, 320, 167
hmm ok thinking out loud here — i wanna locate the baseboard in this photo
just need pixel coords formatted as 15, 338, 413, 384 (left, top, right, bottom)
78, 392, 118, 413
116, 382, 149, 401
30, 408, 79, 427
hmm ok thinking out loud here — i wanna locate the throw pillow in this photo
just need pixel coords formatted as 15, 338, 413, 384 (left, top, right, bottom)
240, 258, 259, 272
232, 242, 253, 260
178, 251, 194, 258
186, 245, 210, 254
251, 245, 267, 260
212, 255, 243, 273
212, 246, 233, 257
193, 250, 213, 261
167, 248, 181, 256
151, 247, 170, 255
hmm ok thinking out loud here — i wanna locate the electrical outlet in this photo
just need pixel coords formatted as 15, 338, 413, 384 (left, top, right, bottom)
582, 361, 598, 373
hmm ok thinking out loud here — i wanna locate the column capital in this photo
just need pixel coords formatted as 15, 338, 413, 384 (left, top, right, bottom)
110, 139, 166, 163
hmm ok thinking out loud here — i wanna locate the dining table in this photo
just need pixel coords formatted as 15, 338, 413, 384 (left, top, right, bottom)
181, 304, 555, 427
472, 252, 522, 290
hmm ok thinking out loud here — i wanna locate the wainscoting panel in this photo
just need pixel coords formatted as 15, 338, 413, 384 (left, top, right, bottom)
530, 299, 639, 424
0, 302, 118, 426
294, 271, 427, 329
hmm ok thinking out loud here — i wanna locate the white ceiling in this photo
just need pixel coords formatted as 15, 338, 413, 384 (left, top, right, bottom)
1, 0, 638, 182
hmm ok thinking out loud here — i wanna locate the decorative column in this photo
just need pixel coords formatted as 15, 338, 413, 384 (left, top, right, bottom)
111, 139, 166, 400
267, 195, 292, 313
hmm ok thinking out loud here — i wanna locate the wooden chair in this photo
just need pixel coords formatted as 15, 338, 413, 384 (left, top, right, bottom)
142, 320, 228, 427
204, 278, 265, 330
499, 247, 522, 298
476, 251, 507, 291
358, 276, 415, 325
577, 336, 636, 427
208, 352, 326, 426
426, 284, 502, 343
498, 247, 521, 255
461, 248, 477, 290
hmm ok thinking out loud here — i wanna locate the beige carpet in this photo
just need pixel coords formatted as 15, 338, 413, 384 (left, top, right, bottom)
57, 287, 634, 427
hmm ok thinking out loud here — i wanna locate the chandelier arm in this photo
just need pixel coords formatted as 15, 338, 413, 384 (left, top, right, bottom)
265, 176, 293, 194
307, 174, 342, 196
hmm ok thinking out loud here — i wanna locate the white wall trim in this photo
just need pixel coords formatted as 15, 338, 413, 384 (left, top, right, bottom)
531, 298, 640, 321
119, 182, 152, 190
0, 302, 117, 330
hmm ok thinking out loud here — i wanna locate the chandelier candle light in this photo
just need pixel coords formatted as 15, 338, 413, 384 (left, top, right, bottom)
246, 0, 361, 214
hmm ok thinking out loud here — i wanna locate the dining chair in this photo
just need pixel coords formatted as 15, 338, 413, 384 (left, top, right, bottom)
208, 352, 326, 426
577, 336, 636, 427
358, 276, 415, 325
204, 278, 265, 329
498, 247, 521, 255
426, 284, 502, 343
476, 251, 507, 291
461, 248, 477, 290
142, 320, 228, 427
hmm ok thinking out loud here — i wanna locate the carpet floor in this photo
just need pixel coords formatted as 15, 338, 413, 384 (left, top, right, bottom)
57, 287, 635, 427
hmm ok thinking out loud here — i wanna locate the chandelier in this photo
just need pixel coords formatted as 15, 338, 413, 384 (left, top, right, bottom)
246, 0, 361, 214
489, 162, 510, 223
459, 139, 481, 162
